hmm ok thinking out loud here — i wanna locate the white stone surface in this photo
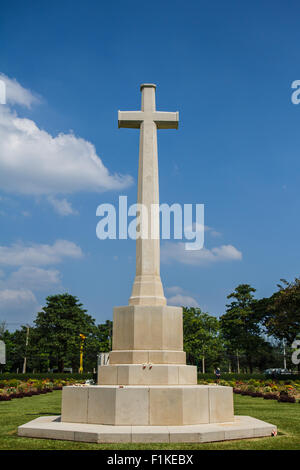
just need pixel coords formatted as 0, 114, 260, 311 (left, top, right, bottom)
87, 387, 116, 425
61, 385, 234, 426
61, 386, 88, 423
209, 386, 234, 423
119, 84, 178, 306
98, 364, 197, 385
109, 350, 187, 364
18, 415, 277, 443
112, 305, 183, 351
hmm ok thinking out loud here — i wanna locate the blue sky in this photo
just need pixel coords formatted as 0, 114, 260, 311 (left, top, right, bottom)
0, 0, 300, 328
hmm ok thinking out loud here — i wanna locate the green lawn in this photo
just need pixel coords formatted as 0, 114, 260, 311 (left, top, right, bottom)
0, 391, 299, 450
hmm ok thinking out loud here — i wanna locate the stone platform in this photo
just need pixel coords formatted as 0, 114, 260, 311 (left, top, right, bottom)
61, 385, 234, 426
18, 415, 277, 443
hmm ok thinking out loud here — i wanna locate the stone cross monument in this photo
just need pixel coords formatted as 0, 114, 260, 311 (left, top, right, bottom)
19, 84, 276, 443
61, 83, 234, 425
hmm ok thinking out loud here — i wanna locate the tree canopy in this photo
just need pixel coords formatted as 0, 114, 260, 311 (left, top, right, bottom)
183, 307, 223, 372
220, 284, 267, 373
263, 278, 300, 345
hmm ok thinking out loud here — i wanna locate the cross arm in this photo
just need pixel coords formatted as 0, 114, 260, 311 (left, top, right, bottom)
154, 111, 179, 129
118, 111, 143, 129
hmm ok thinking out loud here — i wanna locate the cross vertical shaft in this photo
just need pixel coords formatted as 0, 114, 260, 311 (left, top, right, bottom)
118, 84, 179, 306
133, 85, 163, 305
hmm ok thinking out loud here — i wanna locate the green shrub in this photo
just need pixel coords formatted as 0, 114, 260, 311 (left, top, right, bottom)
197, 372, 267, 381
0, 372, 93, 381
219, 380, 230, 386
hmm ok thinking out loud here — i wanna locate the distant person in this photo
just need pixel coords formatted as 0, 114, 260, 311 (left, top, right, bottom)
215, 367, 221, 384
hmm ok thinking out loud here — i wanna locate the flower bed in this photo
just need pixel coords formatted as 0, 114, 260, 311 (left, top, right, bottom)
0, 378, 86, 401
198, 377, 300, 403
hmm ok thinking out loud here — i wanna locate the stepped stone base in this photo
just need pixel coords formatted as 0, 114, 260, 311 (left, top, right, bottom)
61, 385, 234, 426
98, 364, 197, 385
18, 415, 277, 443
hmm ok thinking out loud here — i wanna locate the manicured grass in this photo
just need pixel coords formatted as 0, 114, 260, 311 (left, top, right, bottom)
0, 390, 299, 450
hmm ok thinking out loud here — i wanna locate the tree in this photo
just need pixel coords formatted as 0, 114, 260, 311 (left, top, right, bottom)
220, 284, 264, 373
263, 278, 300, 345
0, 321, 6, 338
183, 307, 223, 372
96, 320, 113, 352
0, 325, 33, 372
82, 320, 113, 371
34, 293, 98, 372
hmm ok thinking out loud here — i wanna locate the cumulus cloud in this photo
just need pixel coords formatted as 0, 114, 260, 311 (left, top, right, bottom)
21, 211, 31, 217
168, 294, 199, 308
0, 288, 39, 324
165, 286, 199, 307
0, 239, 81, 324
0, 74, 133, 197
184, 223, 221, 240
1, 266, 61, 291
0, 237, 83, 324
0, 288, 37, 304
0, 239, 83, 267
206, 227, 222, 238
47, 196, 78, 216
165, 286, 183, 295
161, 242, 242, 266
0, 73, 41, 108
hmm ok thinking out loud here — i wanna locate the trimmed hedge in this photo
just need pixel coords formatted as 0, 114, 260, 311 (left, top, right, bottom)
0, 372, 93, 381
197, 372, 299, 381
197, 372, 266, 381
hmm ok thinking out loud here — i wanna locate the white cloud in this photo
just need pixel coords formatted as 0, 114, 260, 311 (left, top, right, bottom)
183, 223, 222, 243
0, 288, 39, 324
0, 288, 37, 303
0, 74, 133, 196
1, 266, 61, 291
206, 226, 222, 237
165, 286, 199, 308
161, 242, 242, 266
168, 294, 199, 308
165, 286, 184, 295
0, 238, 80, 323
47, 196, 78, 216
0, 237, 82, 324
21, 211, 31, 217
0, 73, 41, 108
185, 224, 212, 234
0, 239, 83, 267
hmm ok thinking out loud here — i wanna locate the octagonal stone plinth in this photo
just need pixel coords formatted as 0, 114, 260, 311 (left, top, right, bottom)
61, 385, 234, 426
112, 305, 183, 351
98, 364, 197, 385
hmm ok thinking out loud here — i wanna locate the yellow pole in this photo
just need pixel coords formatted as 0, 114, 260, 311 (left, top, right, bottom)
79, 334, 86, 374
